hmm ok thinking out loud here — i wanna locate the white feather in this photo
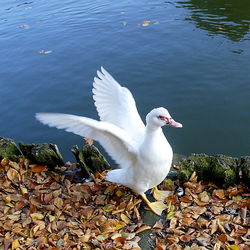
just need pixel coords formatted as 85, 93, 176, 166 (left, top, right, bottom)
93, 67, 145, 144
35, 113, 136, 169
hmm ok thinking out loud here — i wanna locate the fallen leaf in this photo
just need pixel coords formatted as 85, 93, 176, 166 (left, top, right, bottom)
135, 225, 151, 233
11, 239, 20, 249
31, 165, 47, 173
217, 234, 228, 243
84, 137, 93, 145
30, 213, 44, 220
180, 234, 191, 243
7, 168, 20, 182
213, 189, 225, 199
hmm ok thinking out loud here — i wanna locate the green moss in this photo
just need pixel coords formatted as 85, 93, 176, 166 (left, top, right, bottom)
19, 142, 64, 167
210, 155, 238, 188
178, 154, 210, 183
240, 156, 250, 187
0, 137, 22, 161
71, 144, 110, 178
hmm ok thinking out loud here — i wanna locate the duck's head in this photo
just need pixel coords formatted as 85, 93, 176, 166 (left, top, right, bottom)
146, 107, 183, 129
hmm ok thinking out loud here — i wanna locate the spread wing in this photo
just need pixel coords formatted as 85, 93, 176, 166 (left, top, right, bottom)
92, 67, 145, 144
36, 113, 137, 169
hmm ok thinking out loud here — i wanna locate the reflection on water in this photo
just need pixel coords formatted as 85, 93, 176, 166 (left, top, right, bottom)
178, 0, 250, 41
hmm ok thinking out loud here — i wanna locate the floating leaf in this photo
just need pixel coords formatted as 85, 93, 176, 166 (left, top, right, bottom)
142, 20, 151, 26
39, 50, 53, 55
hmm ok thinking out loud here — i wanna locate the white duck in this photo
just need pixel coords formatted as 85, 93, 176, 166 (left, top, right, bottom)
36, 67, 182, 215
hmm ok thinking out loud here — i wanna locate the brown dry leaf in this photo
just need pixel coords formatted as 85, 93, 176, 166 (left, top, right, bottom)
211, 219, 218, 234
7, 168, 20, 182
31, 165, 47, 173
217, 234, 228, 243
179, 196, 193, 203
166, 235, 179, 244
214, 189, 225, 199
53, 197, 63, 209
198, 191, 210, 202
84, 137, 94, 145
1, 157, 9, 166
179, 234, 191, 243
179, 217, 194, 226
135, 225, 151, 234
213, 242, 222, 250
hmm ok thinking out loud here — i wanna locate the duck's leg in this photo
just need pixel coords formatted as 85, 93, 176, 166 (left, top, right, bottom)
152, 186, 173, 201
140, 193, 167, 216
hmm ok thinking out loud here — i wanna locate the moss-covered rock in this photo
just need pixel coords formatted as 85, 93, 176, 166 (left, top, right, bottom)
239, 156, 250, 187
210, 155, 238, 188
178, 154, 239, 188
19, 142, 64, 167
0, 137, 22, 161
178, 154, 210, 184
71, 144, 110, 178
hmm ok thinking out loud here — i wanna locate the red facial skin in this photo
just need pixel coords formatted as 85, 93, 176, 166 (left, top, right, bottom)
158, 115, 172, 125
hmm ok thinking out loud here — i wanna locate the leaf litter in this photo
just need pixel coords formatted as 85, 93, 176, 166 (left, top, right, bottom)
0, 157, 249, 249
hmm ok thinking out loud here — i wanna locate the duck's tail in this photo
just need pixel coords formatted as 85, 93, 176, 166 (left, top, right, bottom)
106, 169, 127, 185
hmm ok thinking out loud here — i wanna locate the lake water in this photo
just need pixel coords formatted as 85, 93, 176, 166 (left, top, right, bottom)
1, 0, 250, 162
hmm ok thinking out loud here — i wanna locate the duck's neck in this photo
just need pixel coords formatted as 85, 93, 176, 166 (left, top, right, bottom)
145, 123, 163, 133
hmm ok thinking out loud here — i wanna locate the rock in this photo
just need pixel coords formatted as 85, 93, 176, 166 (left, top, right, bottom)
0, 137, 22, 161
239, 156, 250, 187
178, 154, 239, 188
19, 142, 64, 167
71, 144, 110, 178
210, 155, 238, 188
178, 154, 210, 184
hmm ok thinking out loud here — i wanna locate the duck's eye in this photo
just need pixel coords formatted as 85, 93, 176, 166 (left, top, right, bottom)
158, 115, 165, 120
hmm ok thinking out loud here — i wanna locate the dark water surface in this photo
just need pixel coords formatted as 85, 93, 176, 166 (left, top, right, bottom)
1, 0, 250, 161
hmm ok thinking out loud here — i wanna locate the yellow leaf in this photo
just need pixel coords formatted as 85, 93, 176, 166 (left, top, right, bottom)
6, 202, 15, 207
232, 195, 242, 201
3, 196, 11, 203
115, 190, 123, 197
142, 20, 151, 26
121, 213, 131, 224
166, 211, 175, 220
20, 186, 28, 194
111, 233, 122, 240
11, 239, 20, 249
102, 204, 114, 212
48, 215, 56, 222
97, 234, 109, 241
5, 232, 11, 239
226, 245, 240, 250
114, 223, 125, 230
30, 213, 44, 220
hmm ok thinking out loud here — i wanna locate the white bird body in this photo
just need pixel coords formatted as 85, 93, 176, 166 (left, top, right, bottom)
36, 67, 182, 199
